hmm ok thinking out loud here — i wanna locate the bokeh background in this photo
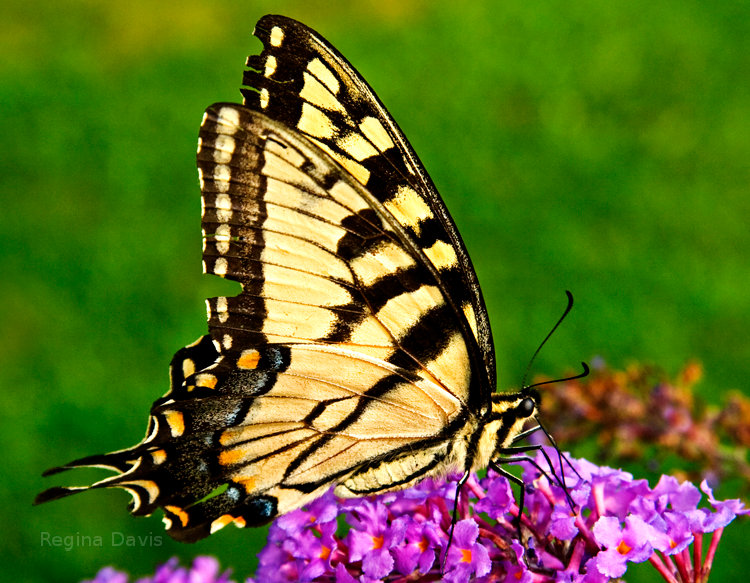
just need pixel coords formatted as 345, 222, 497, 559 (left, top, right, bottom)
2, 0, 747, 581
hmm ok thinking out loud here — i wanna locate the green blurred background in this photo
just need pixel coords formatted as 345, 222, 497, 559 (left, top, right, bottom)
2, 0, 748, 581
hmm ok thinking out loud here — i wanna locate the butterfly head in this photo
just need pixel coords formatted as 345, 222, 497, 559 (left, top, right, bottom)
472, 389, 540, 469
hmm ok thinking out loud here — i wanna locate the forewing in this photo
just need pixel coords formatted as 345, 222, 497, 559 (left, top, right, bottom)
243, 15, 496, 399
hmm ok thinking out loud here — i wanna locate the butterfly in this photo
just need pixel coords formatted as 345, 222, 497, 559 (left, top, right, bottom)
35, 14, 579, 543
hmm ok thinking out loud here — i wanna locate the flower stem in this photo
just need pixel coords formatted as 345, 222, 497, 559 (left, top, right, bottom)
701, 527, 724, 581
649, 552, 680, 583
693, 533, 702, 583
675, 547, 692, 583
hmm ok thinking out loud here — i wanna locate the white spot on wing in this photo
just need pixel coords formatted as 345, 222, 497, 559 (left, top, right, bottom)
214, 257, 228, 277
217, 107, 240, 132
260, 88, 269, 109
216, 296, 229, 323
270, 26, 284, 47
182, 358, 195, 378
215, 224, 231, 255
264, 55, 277, 77
213, 165, 231, 193
215, 193, 233, 223
213, 135, 236, 164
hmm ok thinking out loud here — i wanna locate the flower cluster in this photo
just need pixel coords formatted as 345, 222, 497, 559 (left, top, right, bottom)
84, 556, 234, 583
537, 360, 750, 488
81, 450, 747, 583
246, 448, 747, 582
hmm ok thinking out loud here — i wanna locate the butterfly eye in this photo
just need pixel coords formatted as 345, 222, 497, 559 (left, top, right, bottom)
518, 397, 536, 418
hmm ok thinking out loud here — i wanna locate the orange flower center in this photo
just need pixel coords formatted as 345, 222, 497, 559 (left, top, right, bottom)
418, 537, 429, 552
372, 535, 384, 550
461, 548, 473, 563
617, 540, 632, 555
320, 545, 331, 560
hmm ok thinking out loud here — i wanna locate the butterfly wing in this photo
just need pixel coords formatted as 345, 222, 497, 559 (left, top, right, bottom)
244, 15, 496, 403
36, 15, 498, 543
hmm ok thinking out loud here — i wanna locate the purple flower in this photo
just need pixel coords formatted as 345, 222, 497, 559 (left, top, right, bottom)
700, 480, 749, 530
475, 471, 515, 519
442, 520, 491, 583
591, 515, 670, 578
274, 489, 338, 538
392, 519, 442, 575
85, 557, 234, 583
84, 567, 128, 583
346, 499, 407, 578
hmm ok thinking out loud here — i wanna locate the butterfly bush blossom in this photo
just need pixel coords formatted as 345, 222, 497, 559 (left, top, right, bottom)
84, 556, 234, 583
241, 448, 746, 583
83, 450, 746, 582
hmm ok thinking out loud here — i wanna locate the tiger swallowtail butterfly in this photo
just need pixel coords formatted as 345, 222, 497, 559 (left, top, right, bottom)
35, 14, 574, 543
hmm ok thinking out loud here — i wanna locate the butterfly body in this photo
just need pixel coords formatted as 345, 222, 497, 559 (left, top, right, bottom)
36, 15, 546, 544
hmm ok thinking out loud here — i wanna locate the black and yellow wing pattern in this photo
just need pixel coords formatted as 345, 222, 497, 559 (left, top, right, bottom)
36, 15, 542, 543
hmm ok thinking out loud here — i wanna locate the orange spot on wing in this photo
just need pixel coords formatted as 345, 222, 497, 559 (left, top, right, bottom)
151, 449, 167, 464
165, 505, 189, 527
219, 447, 247, 467
211, 514, 234, 532
234, 475, 257, 493
164, 411, 185, 437
238, 349, 261, 369
233, 516, 246, 528
196, 373, 218, 389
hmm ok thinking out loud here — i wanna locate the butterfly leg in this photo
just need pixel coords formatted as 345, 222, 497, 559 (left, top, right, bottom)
441, 469, 471, 570
495, 444, 578, 511
486, 460, 527, 543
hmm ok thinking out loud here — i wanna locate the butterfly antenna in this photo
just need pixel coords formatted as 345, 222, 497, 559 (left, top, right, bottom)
525, 361, 590, 392
521, 291, 575, 392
